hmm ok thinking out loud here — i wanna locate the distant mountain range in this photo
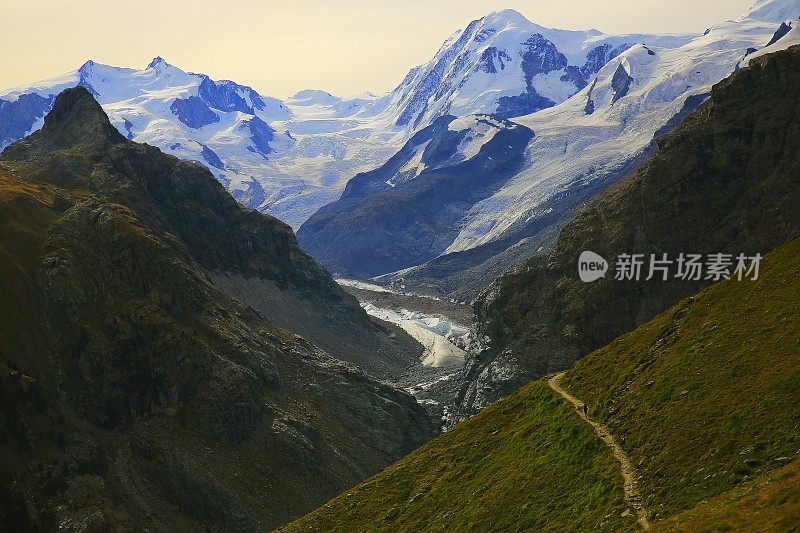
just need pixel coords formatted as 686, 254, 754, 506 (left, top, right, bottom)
296, 2, 799, 296
3, 3, 795, 299
0, 9, 694, 229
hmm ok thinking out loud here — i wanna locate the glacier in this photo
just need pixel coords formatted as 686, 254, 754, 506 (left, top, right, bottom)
0, 1, 796, 288
0, 8, 697, 229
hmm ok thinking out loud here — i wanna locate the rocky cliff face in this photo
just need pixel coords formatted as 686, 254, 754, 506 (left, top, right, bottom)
457, 45, 800, 417
0, 87, 437, 531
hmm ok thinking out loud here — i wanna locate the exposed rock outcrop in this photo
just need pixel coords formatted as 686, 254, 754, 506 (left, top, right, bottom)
458, 46, 800, 416
0, 87, 437, 531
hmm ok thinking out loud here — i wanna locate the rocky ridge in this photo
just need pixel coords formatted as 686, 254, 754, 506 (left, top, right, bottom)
0, 87, 437, 531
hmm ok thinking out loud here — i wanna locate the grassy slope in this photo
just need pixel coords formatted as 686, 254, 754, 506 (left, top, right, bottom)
563, 237, 800, 522
653, 459, 800, 532
284, 238, 799, 532
282, 382, 636, 533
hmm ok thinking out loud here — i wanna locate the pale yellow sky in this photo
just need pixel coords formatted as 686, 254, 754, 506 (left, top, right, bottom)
2, 0, 755, 98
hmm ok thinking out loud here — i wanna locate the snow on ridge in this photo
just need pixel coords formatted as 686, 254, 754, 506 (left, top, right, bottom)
745, 21, 800, 64
392, 139, 431, 185
2, 3, 791, 236
740, 0, 800, 24
0, 7, 702, 231
451, 117, 503, 161
442, 12, 787, 255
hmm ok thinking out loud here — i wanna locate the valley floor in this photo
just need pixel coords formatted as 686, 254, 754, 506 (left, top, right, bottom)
339, 281, 475, 424
283, 238, 800, 532
338, 281, 474, 326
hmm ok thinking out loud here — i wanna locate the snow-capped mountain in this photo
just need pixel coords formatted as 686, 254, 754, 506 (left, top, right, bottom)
0, 9, 694, 229
0, 0, 795, 244
295, 0, 799, 294
297, 114, 535, 277
382, 9, 693, 128
446, 1, 798, 255
741, 0, 800, 23
0, 57, 400, 227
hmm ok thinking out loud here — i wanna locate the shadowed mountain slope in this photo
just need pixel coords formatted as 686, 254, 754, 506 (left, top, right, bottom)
459, 45, 800, 415
0, 87, 437, 531
282, 236, 800, 532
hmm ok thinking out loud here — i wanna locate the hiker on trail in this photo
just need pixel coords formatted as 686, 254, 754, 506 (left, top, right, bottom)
582, 403, 589, 416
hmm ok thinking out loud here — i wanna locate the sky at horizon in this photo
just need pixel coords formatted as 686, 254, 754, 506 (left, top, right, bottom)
2, 0, 756, 98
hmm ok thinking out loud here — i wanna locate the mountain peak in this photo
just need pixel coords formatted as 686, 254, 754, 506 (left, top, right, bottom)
290, 89, 340, 105
1, 87, 124, 160
147, 56, 169, 69
78, 59, 96, 72
45, 86, 118, 131
482, 9, 532, 28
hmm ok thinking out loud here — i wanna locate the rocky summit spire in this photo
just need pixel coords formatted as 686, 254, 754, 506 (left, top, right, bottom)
42, 86, 124, 147
1, 86, 124, 161
147, 56, 168, 69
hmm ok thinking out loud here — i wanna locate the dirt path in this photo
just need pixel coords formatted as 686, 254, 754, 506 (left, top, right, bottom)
547, 372, 651, 530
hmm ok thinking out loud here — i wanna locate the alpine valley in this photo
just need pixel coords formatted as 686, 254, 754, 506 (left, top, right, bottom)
2, 4, 796, 298
1, 0, 799, 531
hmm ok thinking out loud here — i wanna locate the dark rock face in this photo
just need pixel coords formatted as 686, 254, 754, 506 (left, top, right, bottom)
337, 115, 469, 200
0, 93, 54, 149
584, 79, 598, 115
0, 87, 437, 531
496, 34, 568, 118
520, 34, 569, 78
198, 76, 266, 115
479, 47, 512, 73
496, 91, 557, 119
201, 143, 224, 169
297, 115, 535, 278
561, 65, 588, 90
458, 46, 800, 416
199, 77, 255, 114
581, 43, 632, 78
766, 21, 794, 47
247, 116, 275, 155
122, 117, 134, 139
611, 63, 634, 103
170, 96, 220, 128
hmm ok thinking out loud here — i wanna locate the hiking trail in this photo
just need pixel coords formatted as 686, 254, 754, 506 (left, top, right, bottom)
547, 372, 651, 530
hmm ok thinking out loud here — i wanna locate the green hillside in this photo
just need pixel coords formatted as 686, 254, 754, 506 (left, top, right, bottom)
283, 381, 636, 532
563, 236, 800, 521
283, 237, 800, 532
653, 460, 800, 532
